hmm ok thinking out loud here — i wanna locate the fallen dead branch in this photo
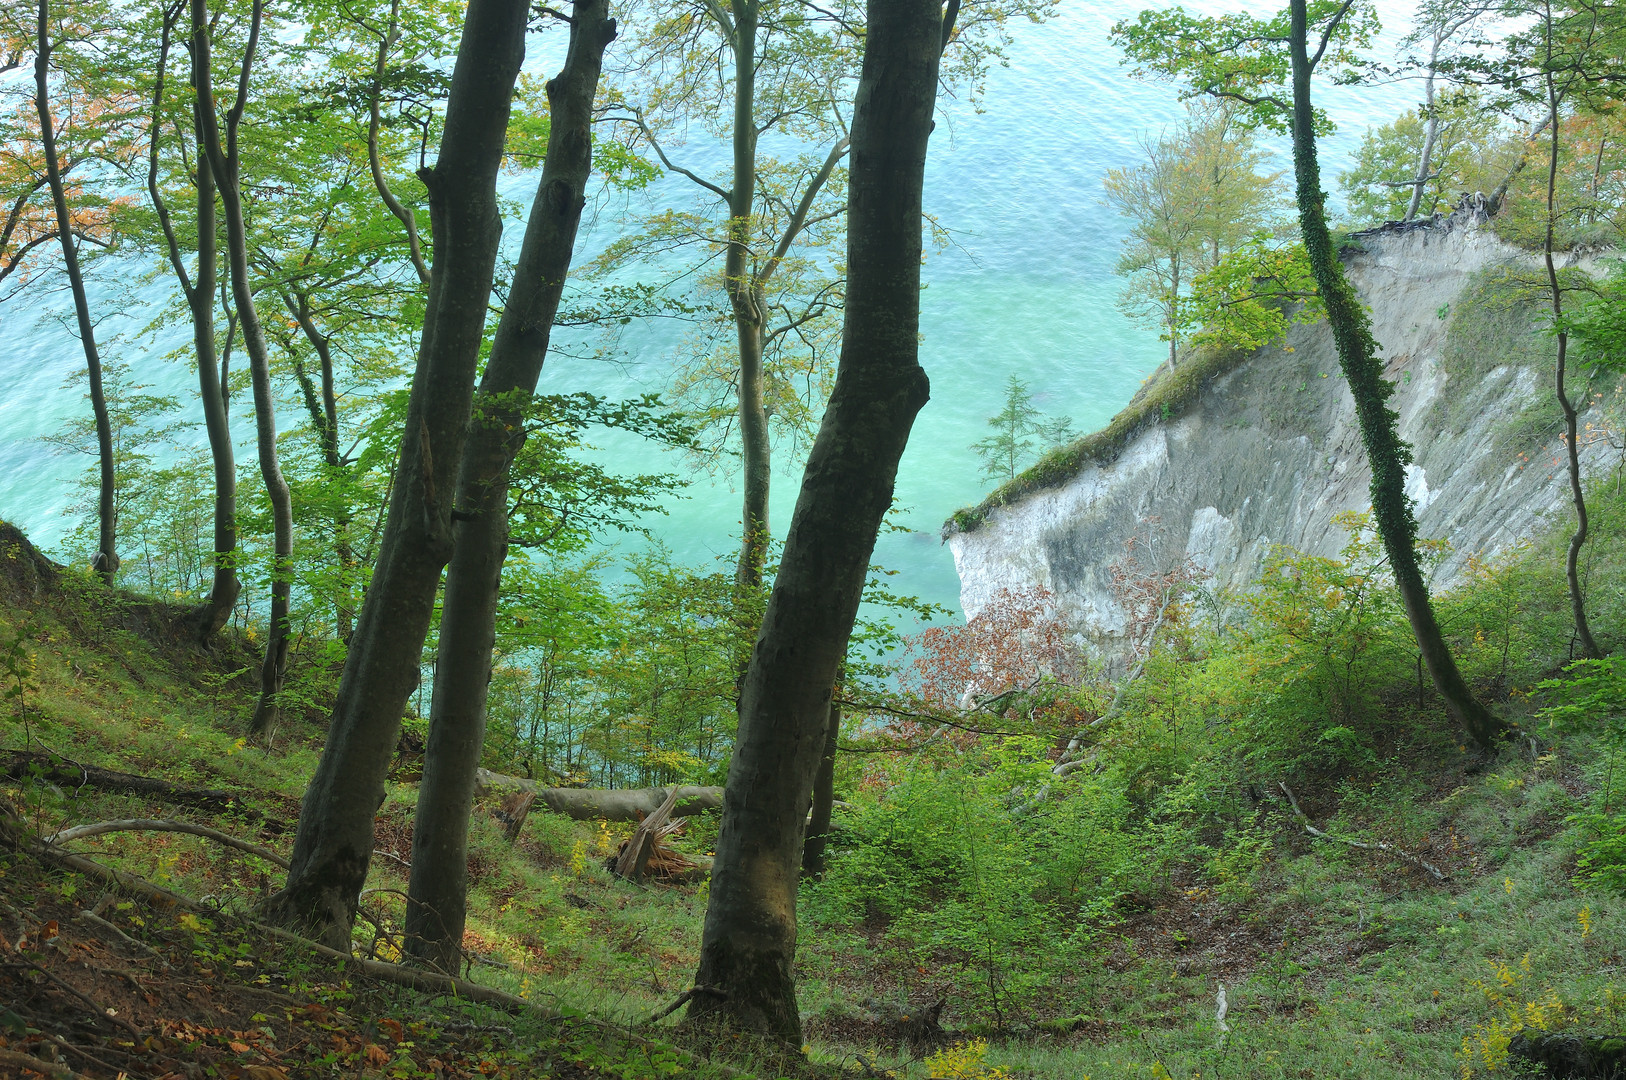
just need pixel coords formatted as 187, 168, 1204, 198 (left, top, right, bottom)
0, 1046, 82, 1080
46, 817, 291, 869
1279, 782, 1446, 882
3, 750, 290, 830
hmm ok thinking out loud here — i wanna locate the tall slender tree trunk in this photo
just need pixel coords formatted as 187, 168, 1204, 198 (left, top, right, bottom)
1542, 86, 1602, 659
263, 0, 529, 950
685, 0, 945, 1042
35, 0, 115, 584
724, 0, 770, 592
191, 0, 293, 739
1406, 38, 1442, 222
146, 9, 240, 641
188, 148, 240, 641
1287, 0, 1501, 751
283, 291, 356, 642
404, 0, 615, 974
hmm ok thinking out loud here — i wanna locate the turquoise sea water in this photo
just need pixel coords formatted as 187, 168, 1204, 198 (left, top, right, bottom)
0, 1, 1423, 619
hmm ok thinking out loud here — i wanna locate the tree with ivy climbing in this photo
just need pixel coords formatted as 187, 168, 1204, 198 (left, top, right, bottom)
1114, 0, 1504, 752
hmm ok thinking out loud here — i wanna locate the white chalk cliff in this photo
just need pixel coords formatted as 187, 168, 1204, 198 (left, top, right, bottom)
947, 216, 1618, 662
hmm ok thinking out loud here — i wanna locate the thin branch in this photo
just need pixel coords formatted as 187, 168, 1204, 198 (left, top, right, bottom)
757, 134, 847, 288
145, 1, 194, 301
1309, 0, 1358, 71
368, 0, 429, 284
617, 108, 731, 201
1279, 782, 1445, 881
47, 818, 290, 869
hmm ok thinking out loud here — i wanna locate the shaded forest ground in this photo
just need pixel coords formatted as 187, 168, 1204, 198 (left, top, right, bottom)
1, 513, 1624, 1080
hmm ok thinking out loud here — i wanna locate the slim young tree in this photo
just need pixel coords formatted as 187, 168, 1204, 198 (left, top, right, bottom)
1510, 0, 1619, 659
970, 374, 1072, 482
404, 0, 616, 974
264, 0, 530, 949
35, 0, 116, 583
142, 3, 239, 642
604, 0, 858, 592
1115, 0, 1504, 751
683, 0, 948, 1041
190, 0, 294, 735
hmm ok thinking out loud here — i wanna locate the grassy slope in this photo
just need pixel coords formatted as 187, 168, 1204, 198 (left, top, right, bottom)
3, 512, 1625, 1080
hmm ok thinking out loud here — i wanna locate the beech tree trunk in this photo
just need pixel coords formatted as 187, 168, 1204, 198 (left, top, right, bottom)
1287, 0, 1501, 751
145, 10, 239, 643
191, 0, 293, 739
404, 0, 615, 974
684, 0, 944, 1042
35, 0, 116, 584
263, 0, 529, 950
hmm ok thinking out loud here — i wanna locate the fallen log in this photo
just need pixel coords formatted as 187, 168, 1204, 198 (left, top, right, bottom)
473, 770, 722, 821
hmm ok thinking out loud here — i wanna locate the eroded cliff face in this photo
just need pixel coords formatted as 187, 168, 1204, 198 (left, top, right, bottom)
948, 218, 1618, 662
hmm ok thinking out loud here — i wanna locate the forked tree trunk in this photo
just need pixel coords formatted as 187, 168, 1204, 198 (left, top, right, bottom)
144, 10, 239, 642
191, 0, 293, 739
1287, 0, 1501, 751
35, 0, 116, 584
404, 0, 615, 973
263, 0, 530, 950
685, 0, 945, 1042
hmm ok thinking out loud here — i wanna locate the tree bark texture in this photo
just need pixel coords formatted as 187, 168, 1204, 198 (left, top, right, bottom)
263, 0, 529, 950
191, 0, 294, 739
685, 0, 942, 1042
1287, 0, 1501, 751
34, 0, 116, 584
404, 0, 615, 973
187, 148, 240, 642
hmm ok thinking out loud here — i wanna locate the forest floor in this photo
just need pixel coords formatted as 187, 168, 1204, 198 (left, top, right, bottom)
0, 523, 1621, 1079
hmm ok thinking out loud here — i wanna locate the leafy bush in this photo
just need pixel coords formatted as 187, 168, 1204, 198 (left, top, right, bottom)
805, 737, 1144, 1024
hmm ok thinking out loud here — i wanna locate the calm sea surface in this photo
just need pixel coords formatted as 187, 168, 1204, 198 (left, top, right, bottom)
0, 1, 1423, 621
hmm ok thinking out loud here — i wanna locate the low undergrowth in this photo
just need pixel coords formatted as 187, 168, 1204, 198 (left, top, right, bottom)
2, 476, 1626, 1078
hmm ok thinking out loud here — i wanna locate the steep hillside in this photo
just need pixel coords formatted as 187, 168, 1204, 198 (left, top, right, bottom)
947, 213, 1622, 662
